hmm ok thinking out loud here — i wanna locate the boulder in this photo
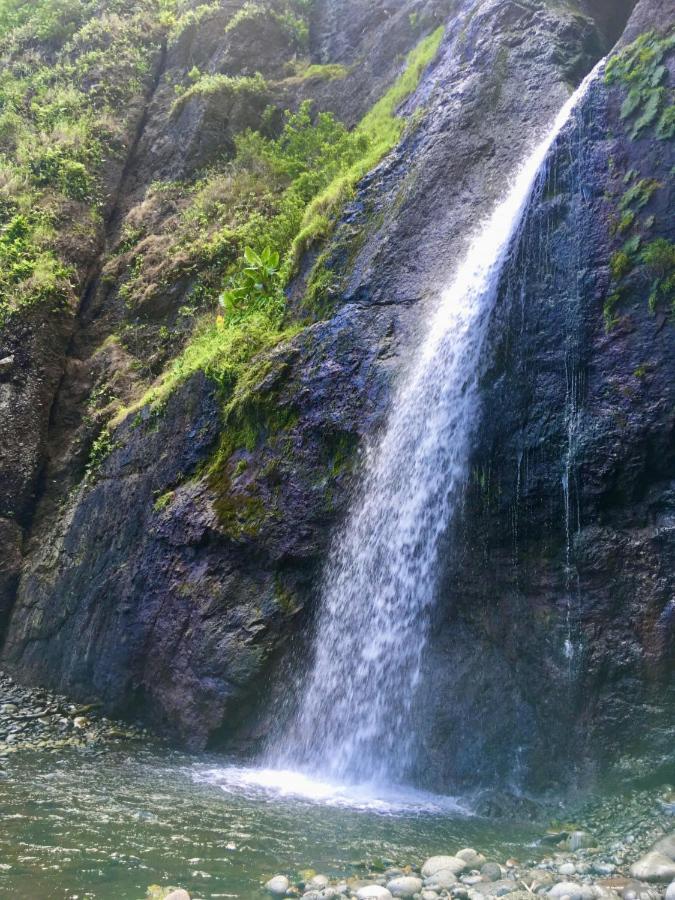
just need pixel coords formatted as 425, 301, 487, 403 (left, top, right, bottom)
630, 853, 675, 883
653, 834, 675, 861
480, 864, 503, 883
264, 875, 290, 896
423, 857, 468, 878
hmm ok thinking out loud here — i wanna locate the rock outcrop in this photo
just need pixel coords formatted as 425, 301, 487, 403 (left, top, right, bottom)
0, 0, 672, 794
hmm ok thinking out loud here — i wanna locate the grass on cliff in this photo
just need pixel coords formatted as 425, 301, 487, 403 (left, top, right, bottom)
0, 0, 165, 322
289, 26, 444, 268
0, 0, 316, 325
115, 25, 445, 423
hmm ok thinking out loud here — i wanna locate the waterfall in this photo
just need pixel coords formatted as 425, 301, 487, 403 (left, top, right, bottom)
274, 64, 604, 788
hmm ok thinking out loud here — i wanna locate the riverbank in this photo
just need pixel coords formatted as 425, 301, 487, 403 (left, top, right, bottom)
1, 673, 674, 900
261, 822, 675, 899
0, 670, 148, 755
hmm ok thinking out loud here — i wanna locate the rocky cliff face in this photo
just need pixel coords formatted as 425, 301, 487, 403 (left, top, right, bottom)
0, 0, 672, 794
422, 11, 675, 792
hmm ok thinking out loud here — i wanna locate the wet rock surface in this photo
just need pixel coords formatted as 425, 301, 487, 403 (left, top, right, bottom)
418, 0, 675, 792
0, 0, 671, 801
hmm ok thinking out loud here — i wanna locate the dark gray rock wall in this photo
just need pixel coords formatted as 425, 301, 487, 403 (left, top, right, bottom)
2, 0, 671, 797
420, 3, 675, 793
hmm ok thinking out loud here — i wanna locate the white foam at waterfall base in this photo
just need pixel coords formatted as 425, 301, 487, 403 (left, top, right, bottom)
191, 765, 470, 814
256, 62, 605, 790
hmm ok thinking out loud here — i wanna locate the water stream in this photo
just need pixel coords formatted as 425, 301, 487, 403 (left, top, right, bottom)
0, 745, 543, 899
266, 63, 606, 789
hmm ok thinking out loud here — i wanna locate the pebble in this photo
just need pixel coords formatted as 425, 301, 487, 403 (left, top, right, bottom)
592, 864, 617, 876
164, 892, 191, 900
425, 868, 461, 890
559, 864, 577, 876
356, 887, 393, 900
473, 879, 518, 897
548, 882, 598, 900
622, 882, 660, 900
459, 849, 487, 867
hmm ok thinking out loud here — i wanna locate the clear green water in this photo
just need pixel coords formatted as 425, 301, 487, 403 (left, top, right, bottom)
0, 745, 543, 900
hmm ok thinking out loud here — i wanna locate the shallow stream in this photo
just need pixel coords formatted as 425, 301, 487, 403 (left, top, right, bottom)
0, 746, 544, 899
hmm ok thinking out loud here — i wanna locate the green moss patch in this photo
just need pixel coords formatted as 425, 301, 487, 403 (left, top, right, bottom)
605, 30, 675, 140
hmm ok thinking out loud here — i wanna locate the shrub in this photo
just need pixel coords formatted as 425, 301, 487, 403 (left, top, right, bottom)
219, 246, 285, 323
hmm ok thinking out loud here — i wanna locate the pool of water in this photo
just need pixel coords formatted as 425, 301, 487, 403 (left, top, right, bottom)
0, 745, 543, 899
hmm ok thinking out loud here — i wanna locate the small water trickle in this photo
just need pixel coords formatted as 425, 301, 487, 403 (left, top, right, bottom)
560, 101, 592, 671
269, 64, 605, 789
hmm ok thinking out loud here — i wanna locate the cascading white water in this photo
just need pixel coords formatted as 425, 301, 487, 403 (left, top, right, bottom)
269, 64, 605, 790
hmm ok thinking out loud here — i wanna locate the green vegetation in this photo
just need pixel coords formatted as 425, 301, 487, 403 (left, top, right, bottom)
165, 0, 312, 46
165, 1, 221, 40
0, 0, 318, 324
300, 63, 349, 81
619, 177, 661, 212
605, 227, 675, 327
641, 238, 675, 311
0, 0, 165, 321
114, 23, 445, 528
285, 62, 350, 83
0, 0, 443, 516
288, 26, 444, 272
84, 425, 119, 481
172, 72, 269, 115
219, 246, 285, 322
605, 30, 675, 140
223, 0, 311, 49
205, 355, 298, 537
600, 55, 669, 327
153, 489, 175, 512
118, 25, 444, 424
